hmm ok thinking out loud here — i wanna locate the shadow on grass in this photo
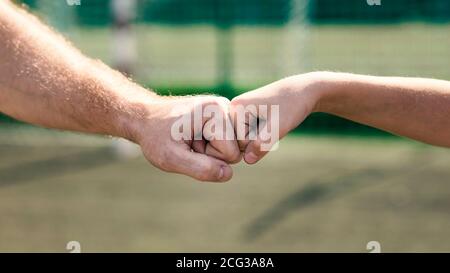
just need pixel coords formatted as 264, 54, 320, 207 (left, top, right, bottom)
243, 168, 385, 241
0, 147, 116, 188
243, 153, 435, 242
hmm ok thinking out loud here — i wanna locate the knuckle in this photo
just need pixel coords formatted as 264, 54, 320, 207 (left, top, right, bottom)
202, 96, 222, 107
238, 140, 249, 152
230, 98, 243, 108
252, 140, 262, 153
226, 148, 242, 164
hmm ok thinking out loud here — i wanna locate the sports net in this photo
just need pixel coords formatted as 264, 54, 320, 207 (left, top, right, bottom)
4, 0, 450, 133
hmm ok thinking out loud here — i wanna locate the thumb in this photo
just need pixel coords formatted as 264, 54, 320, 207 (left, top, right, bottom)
170, 147, 233, 182
243, 117, 279, 164
231, 95, 280, 165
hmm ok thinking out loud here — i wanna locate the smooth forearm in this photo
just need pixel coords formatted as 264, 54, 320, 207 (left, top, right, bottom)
0, 1, 155, 140
310, 72, 450, 147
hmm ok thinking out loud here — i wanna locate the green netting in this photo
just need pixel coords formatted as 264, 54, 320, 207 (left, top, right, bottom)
310, 0, 450, 23
2, 0, 450, 135
19, 0, 450, 25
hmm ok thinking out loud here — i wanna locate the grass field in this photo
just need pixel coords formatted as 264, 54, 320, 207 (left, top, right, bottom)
67, 23, 450, 90
1, 127, 450, 252
2, 22, 450, 252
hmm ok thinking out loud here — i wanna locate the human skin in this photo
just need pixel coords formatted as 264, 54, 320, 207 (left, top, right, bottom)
0, 0, 240, 182
230, 71, 450, 164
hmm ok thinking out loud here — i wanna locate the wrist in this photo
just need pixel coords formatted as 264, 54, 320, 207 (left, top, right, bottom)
300, 71, 340, 114
114, 91, 163, 144
280, 72, 332, 116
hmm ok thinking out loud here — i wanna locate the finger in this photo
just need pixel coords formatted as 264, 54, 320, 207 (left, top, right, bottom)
205, 142, 221, 158
204, 137, 241, 164
244, 139, 269, 165
230, 96, 260, 154
205, 140, 242, 164
244, 114, 279, 165
170, 146, 233, 182
231, 90, 282, 165
202, 98, 241, 164
192, 139, 206, 154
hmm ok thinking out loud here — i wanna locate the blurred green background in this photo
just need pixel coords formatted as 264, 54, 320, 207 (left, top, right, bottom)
1, 0, 450, 252
5, 0, 450, 133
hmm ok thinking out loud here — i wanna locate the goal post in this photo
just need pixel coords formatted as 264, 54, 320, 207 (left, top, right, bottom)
280, 0, 310, 77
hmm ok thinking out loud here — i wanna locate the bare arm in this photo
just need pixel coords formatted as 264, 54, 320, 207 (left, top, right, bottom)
0, 1, 239, 182
231, 72, 450, 164
0, 0, 152, 137
314, 72, 450, 147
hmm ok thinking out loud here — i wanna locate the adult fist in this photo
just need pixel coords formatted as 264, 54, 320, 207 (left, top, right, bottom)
126, 95, 241, 182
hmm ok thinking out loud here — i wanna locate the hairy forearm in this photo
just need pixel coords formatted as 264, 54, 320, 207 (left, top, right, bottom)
311, 72, 450, 147
0, 1, 155, 140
